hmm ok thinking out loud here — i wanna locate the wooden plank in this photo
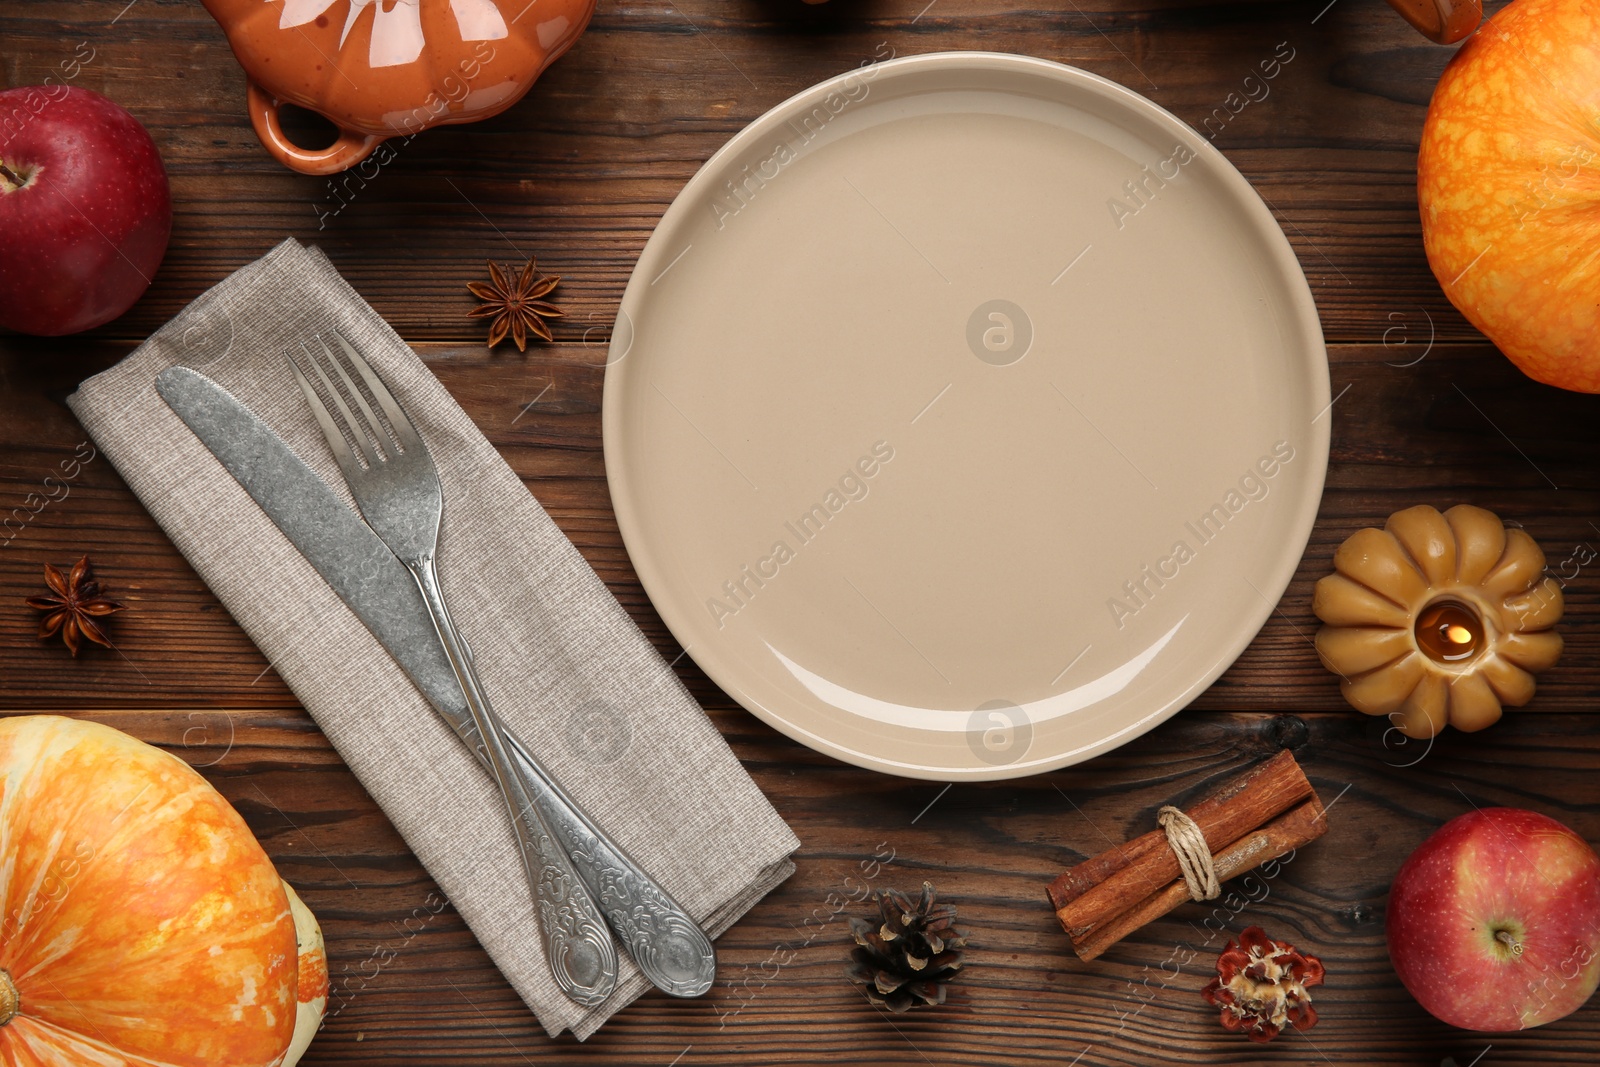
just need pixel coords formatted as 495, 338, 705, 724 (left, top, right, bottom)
8, 0, 1598, 1062
0, 0, 1497, 345
3, 340, 1594, 715
4, 706, 1586, 1065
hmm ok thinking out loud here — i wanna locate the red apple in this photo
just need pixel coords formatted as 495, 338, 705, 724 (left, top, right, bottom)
0, 86, 171, 336
1388, 808, 1600, 1030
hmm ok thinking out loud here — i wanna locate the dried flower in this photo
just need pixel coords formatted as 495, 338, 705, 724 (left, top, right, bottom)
467, 257, 562, 351
1202, 926, 1324, 1042
24, 556, 126, 656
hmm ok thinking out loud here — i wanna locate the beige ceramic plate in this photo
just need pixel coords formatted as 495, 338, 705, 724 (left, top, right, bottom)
604, 52, 1329, 781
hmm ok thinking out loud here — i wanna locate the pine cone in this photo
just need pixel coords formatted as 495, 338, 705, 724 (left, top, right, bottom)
1201, 926, 1325, 1042
846, 881, 966, 1012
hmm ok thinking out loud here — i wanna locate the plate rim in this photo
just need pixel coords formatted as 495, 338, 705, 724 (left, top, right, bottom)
603, 50, 1330, 781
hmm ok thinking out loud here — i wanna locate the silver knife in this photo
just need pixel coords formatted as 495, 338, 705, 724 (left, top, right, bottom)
156, 364, 716, 998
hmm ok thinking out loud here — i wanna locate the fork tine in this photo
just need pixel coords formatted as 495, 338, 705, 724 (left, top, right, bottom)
286, 346, 364, 474
316, 334, 396, 458
291, 340, 380, 470
332, 330, 424, 454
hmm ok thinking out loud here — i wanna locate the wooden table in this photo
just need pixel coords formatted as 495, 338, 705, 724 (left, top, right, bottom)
3, 1, 1596, 1063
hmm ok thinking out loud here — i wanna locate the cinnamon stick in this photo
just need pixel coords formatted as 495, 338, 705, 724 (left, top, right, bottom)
1051, 750, 1315, 943
1046, 825, 1168, 911
1071, 795, 1328, 961
1047, 750, 1304, 913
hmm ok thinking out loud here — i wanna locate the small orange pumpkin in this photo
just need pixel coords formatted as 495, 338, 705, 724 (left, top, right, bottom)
285, 882, 331, 1065
1419, 0, 1600, 391
200, 0, 597, 174
0, 715, 317, 1066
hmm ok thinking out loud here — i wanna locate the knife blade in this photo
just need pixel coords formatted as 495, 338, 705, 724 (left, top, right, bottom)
156, 365, 715, 998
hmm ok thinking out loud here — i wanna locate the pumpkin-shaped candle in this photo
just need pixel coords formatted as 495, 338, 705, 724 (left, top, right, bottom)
1312, 505, 1563, 738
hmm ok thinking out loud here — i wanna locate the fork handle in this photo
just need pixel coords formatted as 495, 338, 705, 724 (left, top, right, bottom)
500, 728, 717, 997
438, 578, 715, 995
406, 554, 619, 1008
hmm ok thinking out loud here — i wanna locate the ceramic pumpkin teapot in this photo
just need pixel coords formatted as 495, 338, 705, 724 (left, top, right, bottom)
201, 0, 595, 174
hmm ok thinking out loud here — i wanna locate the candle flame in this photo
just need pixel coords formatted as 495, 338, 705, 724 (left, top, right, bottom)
1446, 624, 1474, 645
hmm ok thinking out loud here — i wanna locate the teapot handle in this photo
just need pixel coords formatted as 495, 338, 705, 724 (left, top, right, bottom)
1385, 0, 1482, 43
247, 81, 381, 175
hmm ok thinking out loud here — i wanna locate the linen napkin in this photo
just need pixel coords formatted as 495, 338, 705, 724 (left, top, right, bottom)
68, 238, 799, 1040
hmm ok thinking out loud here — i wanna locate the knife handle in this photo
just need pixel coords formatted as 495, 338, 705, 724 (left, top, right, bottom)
501, 727, 718, 997
407, 555, 619, 1007
413, 561, 714, 996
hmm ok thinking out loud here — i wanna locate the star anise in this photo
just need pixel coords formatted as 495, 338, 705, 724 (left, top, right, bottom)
467, 258, 562, 351
24, 556, 126, 656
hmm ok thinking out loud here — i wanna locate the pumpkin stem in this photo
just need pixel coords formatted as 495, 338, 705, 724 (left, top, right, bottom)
0, 968, 18, 1026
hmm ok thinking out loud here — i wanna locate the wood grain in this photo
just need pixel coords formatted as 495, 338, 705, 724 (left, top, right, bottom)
5, 0, 1599, 1062
5, 340, 1598, 714
1, 0, 1496, 345
11, 706, 1591, 1066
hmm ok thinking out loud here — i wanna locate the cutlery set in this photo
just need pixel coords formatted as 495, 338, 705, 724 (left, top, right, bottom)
157, 332, 715, 1006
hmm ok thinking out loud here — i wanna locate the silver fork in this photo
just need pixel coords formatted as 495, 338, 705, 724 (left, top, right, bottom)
287, 331, 620, 1006
288, 331, 719, 1003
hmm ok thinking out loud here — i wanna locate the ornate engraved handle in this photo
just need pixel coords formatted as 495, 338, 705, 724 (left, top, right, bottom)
503, 730, 717, 997
407, 555, 618, 1007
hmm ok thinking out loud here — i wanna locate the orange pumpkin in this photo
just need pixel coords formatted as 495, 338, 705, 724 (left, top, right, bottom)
285, 882, 330, 1065
1419, 0, 1600, 392
199, 0, 597, 174
0, 715, 309, 1066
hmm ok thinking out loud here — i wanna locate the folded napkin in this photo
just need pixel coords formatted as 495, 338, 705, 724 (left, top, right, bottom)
69, 239, 799, 1040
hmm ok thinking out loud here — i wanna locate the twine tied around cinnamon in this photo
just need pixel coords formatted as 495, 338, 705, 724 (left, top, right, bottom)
1157, 804, 1221, 902
1047, 750, 1328, 962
